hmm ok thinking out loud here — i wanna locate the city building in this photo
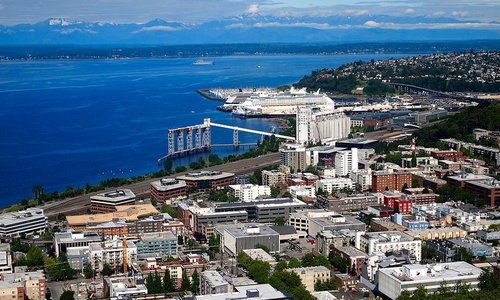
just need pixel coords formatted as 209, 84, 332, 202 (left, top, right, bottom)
296, 106, 351, 144
194, 284, 288, 300
199, 270, 231, 295
0, 271, 46, 300
446, 174, 493, 188
150, 178, 187, 204
378, 262, 481, 300
176, 171, 235, 192
370, 219, 407, 232
0, 244, 12, 274
288, 209, 345, 234
280, 144, 309, 172
177, 201, 248, 235
53, 230, 102, 257
66, 204, 159, 230
216, 224, 280, 256
262, 170, 288, 187
317, 194, 379, 213
285, 266, 331, 292
357, 231, 421, 262
335, 148, 358, 176
134, 231, 177, 258
315, 229, 359, 256
0, 208, 47, 237
447, 238, 493, 257
66, 246, 90, 271
212, 198, 308, 224
335, 138, 378, 149
89, 239, 137, 273
316, 178, 354, 194
140, 255, 205, 289
90, 189, 136, 213
371, 171, 413, 193
227, 184, 271, 201
287, 185, 316, 200
308, 215, 366, 237
104, 276, 147, 300
350, 169, 373, 191
242, 249, 277, 266
463, 179, 500, 207
406, 227, 467, 241
332, 245, 366, 276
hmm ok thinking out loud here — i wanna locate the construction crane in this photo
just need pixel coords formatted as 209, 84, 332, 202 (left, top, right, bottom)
122, 236, 128, 275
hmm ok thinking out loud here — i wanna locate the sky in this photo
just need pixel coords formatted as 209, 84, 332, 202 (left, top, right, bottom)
0, 0, 499, 25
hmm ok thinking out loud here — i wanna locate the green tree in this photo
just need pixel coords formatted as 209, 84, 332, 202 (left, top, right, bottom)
302, 253, 330, 268
32, 184, 44, 199
163, 269, 175, 293
177, 235, 184, 245
274, 217, 285, 226
181, 270, 191, 291
190, 269, 200, 294
270, 186, 280, 198
247, 260, 271, 284
83, 262, 93, 279
60, 291, 75, 300
329, 254, 348, 273
161, 204, 179, 218
102, 263, 113, 276
275, 260, 288, 272
255, 243, 271, 253
26, 246, 44, 267
288, 258, 302, 268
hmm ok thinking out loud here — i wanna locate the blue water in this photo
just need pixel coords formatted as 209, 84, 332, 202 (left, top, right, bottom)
0, 53, 413, 204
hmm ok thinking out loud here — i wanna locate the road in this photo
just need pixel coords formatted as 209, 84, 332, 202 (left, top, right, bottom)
42, 152, 280, 220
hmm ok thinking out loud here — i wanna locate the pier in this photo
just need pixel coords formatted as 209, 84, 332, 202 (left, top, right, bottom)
160, 118, 295, 161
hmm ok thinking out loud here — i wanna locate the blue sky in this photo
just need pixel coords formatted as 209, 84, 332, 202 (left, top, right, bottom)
0, 0, 498, 25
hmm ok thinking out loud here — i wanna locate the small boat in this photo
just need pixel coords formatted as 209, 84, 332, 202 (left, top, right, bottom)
193, 59, 214, 65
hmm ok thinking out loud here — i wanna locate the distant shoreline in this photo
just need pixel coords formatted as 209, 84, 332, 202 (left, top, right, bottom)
1, 40, 499, 61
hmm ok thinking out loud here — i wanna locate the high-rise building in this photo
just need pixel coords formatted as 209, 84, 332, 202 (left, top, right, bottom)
335, 148, 358, 176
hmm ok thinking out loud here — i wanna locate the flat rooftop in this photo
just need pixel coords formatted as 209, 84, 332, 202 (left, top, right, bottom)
379, 262, 481, 284
66, 204, 158, 226
362, 231, 415, 242
447, 174, 493, 182
407, 226, 465, 235
201, 270, 228, 287
466, 179, 500, 189
334, 245, 366, 257
90, 189, 135, 202
177, 171, 234, 181
151, 178, 187, 191
194, 284, 287, 300
224, 225, 278, 238
0, 208, 46, 226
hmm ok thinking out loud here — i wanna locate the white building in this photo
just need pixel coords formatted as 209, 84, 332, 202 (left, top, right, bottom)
228, 184, 271, 201
0, 208, 47, 237
378, 262, 482, 300
357, 231, 421, 262
106, 277, 147, 300
288, 209, 341, 234
0, 244, 12, 274
350, 169, 372, 191
296, 106, 351, 145
335, 148, 358, 176
316, 178, 355, 194
286, 266, 331, 292
89, 239, 137, 273
287, 185, 316, 199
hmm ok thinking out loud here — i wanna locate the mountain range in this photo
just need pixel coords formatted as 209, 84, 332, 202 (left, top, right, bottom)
1, 15, 499, 45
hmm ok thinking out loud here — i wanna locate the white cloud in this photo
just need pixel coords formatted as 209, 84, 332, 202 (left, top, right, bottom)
132, 25, 182, 34
343, 9, 370, 16
452, 11, 469, 17
432, 11, 446, 17
364, 20, 380, 27
254, 22, 332, 29
404, 8, 415, 15
362, 21, 500, 29
247, 4, 259, 14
